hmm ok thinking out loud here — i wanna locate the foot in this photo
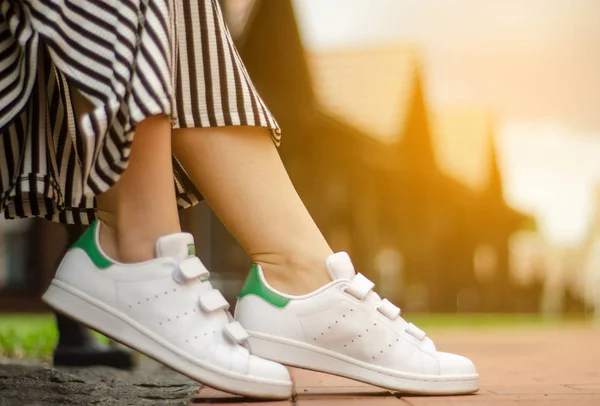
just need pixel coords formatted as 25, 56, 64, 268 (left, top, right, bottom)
235, 252, 479, 395
43, 221, 292, 399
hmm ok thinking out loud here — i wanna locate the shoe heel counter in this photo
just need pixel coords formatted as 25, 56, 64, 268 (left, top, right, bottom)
236, 266, 305, 342
54, 240, 117, 306
54, 221, 116, 300
236, 265, 283, 332
235, 294, 276, 332
54, 249, 72, 280
56, 221, 109, 280
70, 221, 112, 269
55, 243, 97, 284
238, 264, 290, 308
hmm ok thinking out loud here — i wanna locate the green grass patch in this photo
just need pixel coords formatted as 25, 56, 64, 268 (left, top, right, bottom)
0, 314, 56, 360
0, 313, 108, 360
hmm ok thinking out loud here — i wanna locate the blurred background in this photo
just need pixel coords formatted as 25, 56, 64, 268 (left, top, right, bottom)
1, 0, 599, 336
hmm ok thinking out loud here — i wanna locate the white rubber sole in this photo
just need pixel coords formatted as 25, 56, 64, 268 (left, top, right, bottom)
248, 331, 479, 395
42, 280, 292, 399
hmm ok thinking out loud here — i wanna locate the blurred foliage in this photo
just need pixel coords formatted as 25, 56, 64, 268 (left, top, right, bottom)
0, 314, 108, 360
0, 314, 56, 360
0, 313, 590, 360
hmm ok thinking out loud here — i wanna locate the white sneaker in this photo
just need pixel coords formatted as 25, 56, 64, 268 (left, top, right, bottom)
42, 221, 292, 399
234, 252, 479, 395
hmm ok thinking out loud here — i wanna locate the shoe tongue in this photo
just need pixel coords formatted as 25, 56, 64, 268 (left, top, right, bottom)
326, 252, 356, 280
155, 233, 196, 263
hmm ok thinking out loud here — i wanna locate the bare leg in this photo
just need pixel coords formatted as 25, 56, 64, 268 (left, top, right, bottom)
172, 126, 332, 294
96, 115, 181, 263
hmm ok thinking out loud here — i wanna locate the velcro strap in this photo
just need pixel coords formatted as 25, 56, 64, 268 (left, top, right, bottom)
179, 257, 210, 281
224, 321, 249, 344
405, 323, 427, 341
346, 273, 374, 301
198, 289, 229, 312
377, 299, 400, 320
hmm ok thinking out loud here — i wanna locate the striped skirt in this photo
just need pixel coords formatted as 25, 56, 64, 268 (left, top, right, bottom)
0, 0, 279, 224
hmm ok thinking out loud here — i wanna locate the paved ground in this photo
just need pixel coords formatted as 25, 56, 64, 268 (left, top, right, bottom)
193, 325, 600, 405
0, 358, 198, 405
1, 325, 598, 405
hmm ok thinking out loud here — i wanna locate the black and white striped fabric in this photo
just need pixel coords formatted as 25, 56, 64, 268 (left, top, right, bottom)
0, 0, 279, 224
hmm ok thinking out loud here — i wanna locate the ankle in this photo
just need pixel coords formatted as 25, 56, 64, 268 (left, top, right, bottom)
97, 219, 157, 263
253, 252, 333, 295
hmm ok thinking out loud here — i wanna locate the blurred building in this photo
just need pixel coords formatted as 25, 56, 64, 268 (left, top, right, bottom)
430, 110, 527, 312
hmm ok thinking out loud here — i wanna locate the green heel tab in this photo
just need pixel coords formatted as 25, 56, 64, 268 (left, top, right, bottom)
238, 264, 290, 308
71, 221, 113, 269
